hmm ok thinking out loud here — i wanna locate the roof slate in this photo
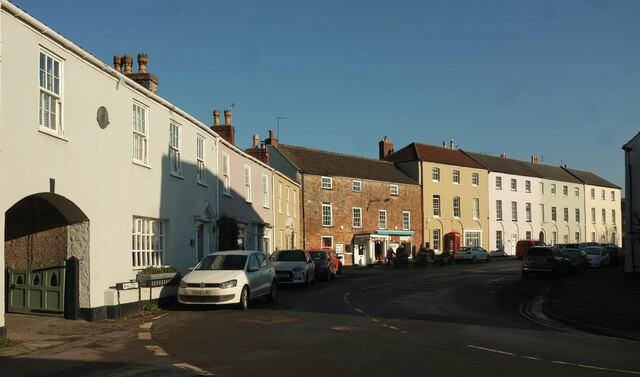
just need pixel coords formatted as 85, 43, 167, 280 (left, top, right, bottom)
521, 161, 582, 183
564, 168, 620, 189
463, 151, 542, 177
273, 144, 418, 185
384, 143, 485, 169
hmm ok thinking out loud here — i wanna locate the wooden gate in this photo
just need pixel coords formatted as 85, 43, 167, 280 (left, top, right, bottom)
7, 263, 66, 317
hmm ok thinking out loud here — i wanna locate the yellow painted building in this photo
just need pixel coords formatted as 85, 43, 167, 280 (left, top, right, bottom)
272, 171, 301, 251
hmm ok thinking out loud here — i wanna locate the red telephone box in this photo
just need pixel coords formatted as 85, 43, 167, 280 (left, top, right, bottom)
444, 232, 461, 256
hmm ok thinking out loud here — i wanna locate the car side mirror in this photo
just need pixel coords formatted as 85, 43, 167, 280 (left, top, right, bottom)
247, 266, 259, 272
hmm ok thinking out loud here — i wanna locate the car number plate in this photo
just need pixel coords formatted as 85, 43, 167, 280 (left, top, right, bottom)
192, 290, 212, 296
277, 273, 287, 279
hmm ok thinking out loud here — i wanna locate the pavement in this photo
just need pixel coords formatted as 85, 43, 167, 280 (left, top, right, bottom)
1, 260, 639, 365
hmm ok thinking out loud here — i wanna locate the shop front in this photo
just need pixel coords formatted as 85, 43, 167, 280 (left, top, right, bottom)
353, 231, 415, 266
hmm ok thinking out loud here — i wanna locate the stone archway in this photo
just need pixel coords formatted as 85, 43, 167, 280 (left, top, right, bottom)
5, 193, 89, 318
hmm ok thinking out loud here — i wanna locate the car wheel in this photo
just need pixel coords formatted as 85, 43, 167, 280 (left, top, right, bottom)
266, 280, 277, 302
471, 256, 477, 264
486, 255, 491, 263
237, 286, 249, 310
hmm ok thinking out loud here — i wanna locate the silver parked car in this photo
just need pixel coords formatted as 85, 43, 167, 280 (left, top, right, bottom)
454, 246, 491, 264
178, 250, 277, 310
270, 249, 316, 286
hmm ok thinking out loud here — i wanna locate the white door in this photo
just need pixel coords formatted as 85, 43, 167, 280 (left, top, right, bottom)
511, 234, 517, 255
353, 245, 365, 266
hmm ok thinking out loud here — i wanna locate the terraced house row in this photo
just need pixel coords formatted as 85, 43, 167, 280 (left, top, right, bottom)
0, 1, 621, 333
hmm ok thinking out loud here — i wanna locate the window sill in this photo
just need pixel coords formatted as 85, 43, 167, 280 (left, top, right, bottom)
170, 172, 184, 179
133, 160, 151, 169
38, 127, 68, 141
197, 181, 208, 187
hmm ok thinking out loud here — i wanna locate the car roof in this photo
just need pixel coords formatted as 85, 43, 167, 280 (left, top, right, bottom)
206, 250, 260, 256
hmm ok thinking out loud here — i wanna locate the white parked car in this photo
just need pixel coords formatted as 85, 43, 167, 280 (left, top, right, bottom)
178, 250, 277, 310
584, 246, 611, 268
454, 246, 491, 264
270, 249, 315, 286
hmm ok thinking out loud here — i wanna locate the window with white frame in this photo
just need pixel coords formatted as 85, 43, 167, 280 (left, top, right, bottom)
353, 180, 362, 193
575, 232, 580, 242
379, 210, 387, 229
286, 186, 290, 215
465, 231, 480, 247
496, 200, 503, 220
601, 189, 605, 200
390, 184, 399, 196
132, 217, 164, 268
293, 191, 297, 218
322, 204, 333, 227
611, 191, 615, 201
574, 187, 579, 197
39, 49, 63, 136
563, 207, 569, 222
496, 230, 503, 250
132, 102, 148, 164
563, 234, 569, 243
321, 236, 333, 249
525, 180, 531, 193
472, 198, 479, 220
453, 170, 460, 184
590, 188, 595, 198
472, 173, 479, 186
526, 203, 532, 222
551, 231, 557, 246
322, 176, 332, 189
526, 231, 532, 240
563, 185, 568, 196
433, 195, 440, 217
196, 135, 206, 183
551, 206, 557, 222
591, 208, 596, 224
511, 201, 518, 221
244, 165, 252, 202
169, 121, 181, 175
612, 209, 616, 224
403, 211, 410, 230
222, 153, 230, 195
496, 176, 502, 190
278, 182, 283, 213
511, 178, 517, 191
353, 207, 362, 228
551, 184, 556, 195
262, 174, 269, 208
575, 208, 580, 223
433, 229, 441, 251
432, 167, 440, 182
602, 209, 606, 224
453, 197, 460, 218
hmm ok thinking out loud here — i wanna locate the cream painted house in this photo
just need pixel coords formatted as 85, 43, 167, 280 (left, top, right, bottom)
386, 142, 489, 252
272, 171, 301, 251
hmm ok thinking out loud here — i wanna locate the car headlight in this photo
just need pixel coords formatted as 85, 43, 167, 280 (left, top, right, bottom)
293, 266, 304, 272
219, 280, 237, 289
179, 280, 187, 288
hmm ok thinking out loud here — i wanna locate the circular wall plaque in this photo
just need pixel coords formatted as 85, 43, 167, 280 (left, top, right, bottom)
97, 106, 110, 129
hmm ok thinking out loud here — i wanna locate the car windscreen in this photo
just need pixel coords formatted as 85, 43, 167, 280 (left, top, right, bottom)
458, 247, 470, 252
195, 254, 247, 270
562, 249, 581, 258
274, 250, 306, 261
527, 248, 553, 257
309, 252, 327, 261
585, 248, 602, 255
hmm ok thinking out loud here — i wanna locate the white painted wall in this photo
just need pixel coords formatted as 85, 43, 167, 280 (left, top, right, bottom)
540, 179, 584, 245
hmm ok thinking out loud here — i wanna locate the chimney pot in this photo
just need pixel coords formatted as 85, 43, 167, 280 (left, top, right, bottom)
450, 140, 454, 150
113, 55, 122, 73
213, 110, 220, 126
224, 110, 231, 125
443, 141, 447, 148
123, 54, 133, 74
137, 53, 148, 73
252, 134, 259, 148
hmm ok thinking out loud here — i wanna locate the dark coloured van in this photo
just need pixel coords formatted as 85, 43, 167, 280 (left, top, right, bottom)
515, 240, 544, 259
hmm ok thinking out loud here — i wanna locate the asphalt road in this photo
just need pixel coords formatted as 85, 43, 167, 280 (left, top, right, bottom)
143, 259, 640, 377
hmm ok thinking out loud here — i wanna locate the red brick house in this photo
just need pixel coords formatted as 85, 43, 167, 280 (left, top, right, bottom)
266, 139, 422, 266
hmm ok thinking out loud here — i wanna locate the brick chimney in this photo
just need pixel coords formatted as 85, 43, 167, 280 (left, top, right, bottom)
379, 136, 394, 159
116, 53, 159, 94
244, 134, 269, 164
211, 109, 235, 145
264, 129, 278, 146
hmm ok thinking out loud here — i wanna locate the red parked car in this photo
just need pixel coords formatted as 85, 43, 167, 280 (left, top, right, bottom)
308, 249, 342, 275
515, 240, 544, 259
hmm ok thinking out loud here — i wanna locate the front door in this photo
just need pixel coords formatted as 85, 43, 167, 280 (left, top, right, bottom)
8, 263, 66, 317
511, 234, 517, 255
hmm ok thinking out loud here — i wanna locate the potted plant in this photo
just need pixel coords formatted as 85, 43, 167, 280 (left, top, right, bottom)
136, 266, 179, 282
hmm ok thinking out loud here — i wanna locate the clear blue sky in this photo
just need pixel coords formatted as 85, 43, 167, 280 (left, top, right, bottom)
12, 0, 640, 193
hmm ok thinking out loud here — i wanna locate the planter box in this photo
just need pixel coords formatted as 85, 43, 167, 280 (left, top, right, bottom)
136, 272, 180, 287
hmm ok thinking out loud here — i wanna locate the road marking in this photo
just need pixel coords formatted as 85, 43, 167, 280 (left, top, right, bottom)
519, 286, 575, 331
468, 345, 640, 375
145, 345, 168, 356
361, 283, 391, 291
138, 332, 152, 340
343, 292, 350, 304
140, 322, 153, 329
174, 363, 215, 376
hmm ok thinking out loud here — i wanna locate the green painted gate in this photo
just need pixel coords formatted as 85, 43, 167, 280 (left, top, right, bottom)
7, 263, 66, 317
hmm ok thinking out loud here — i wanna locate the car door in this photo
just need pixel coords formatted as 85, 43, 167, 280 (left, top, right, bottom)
246, 254, 263, 298
304, 251, 315, 281
255, 253, 272, 294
